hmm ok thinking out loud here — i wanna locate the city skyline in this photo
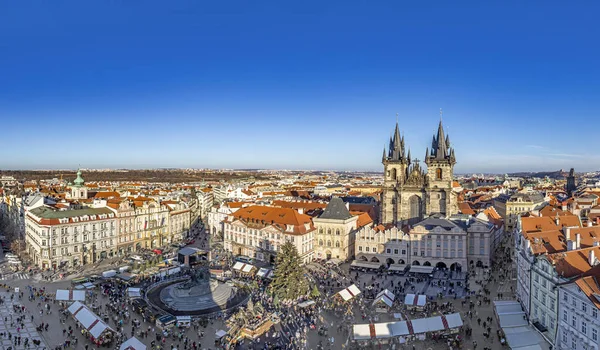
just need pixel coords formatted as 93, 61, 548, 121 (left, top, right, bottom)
2, 2, 600, 172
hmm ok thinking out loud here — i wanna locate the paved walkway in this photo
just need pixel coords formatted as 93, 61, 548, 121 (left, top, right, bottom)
0, 292, 48, 350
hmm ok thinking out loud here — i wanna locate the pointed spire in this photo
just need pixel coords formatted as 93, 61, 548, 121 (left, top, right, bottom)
434, 120, 447, 159
393, 122, 401, 149
407, 148, 411, 162
425, 147, 429, 161
388, 136, 394, 158
445, 134, 450, 148
382, 146, 387, 162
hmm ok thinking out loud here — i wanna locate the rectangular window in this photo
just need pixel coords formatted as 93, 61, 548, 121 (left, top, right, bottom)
394, 249, 398, 254
358, 246, 363, 251
387, 249, 391, 254
582, 321, 587, 335
583, 304, 588, 313
564, 293, 568, 302
563, 310, 568, 322
593, 328, 598, 341
365, 247, 369, 252
594, 309, 598, 318
373, 248, 377, 253
572, 315, 577, 327
402, 250, 406, 255
563, 333, 568, 343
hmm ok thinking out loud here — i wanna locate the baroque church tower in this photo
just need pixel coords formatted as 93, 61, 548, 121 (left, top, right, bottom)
381, 117, 458, 226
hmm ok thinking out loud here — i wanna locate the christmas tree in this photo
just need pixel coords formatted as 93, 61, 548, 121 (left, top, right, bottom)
270, 241, 309, 300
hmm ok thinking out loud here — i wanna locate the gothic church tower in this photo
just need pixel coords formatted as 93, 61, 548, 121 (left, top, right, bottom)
381, 116, 458, 226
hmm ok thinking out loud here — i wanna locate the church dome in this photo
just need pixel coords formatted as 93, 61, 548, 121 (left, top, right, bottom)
73, 169, 85, 187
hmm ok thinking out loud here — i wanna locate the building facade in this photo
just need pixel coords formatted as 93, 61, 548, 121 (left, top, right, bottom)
25, 206, 117, 268
312, 197, 359, 261
223, 205, 315, 264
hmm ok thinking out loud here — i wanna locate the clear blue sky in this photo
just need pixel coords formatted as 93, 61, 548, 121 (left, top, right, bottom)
1, 1, 599, 173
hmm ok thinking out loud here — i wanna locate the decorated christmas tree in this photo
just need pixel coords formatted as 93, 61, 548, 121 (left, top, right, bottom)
270, 241, 309, 300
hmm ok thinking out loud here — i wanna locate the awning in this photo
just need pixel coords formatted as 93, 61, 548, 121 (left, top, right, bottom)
232, 262, 244, 270
119, 336, 147, 350
56, 289, 86, 301
337, 284, 361, 301
68, 301, 114, 339
387, 264, 405, 271
83, 282, 95, 289
351, 260, 382, 269
352, 313, 464, 340
409, 265, 435, 274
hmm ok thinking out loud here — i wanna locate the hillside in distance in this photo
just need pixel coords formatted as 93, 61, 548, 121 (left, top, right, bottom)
0, 169, 269, 183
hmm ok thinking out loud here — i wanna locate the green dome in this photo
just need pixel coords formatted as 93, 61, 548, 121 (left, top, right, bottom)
73, 169, 85, 187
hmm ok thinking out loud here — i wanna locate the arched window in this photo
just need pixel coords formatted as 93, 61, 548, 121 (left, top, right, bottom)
391, 168, 397, 180
319, 239, 323, 246
327, 240, 332, 247
327, 229, 332, 235
319, 228, 324, 234
336, 229, 340, 235
436, 168, 443, 180
335, 241, 340, 248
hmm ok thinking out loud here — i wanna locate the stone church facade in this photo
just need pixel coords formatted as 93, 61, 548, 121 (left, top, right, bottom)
381, 121, 458, 225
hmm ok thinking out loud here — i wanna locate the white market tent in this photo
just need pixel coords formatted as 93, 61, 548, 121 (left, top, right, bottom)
337, 284, 361, 302
242, 263, 255, 273
257, 268, 271, 278
232, 261, 244, 270
409, 265, 435, 274
494, 301, 551, 350
298, 300, 316, 308
127, 288, 142, 299
372, 289, 395, 307
404, 294, 427, 307
68, 301, 114, 339
120, 336, 146, 350
56, 289, 86, 301
215, 330, 227, 339
83, 282, 95, 289
352, 313, 463, 340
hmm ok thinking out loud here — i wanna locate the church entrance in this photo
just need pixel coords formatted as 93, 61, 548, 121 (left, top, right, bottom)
409, 195, 422, 225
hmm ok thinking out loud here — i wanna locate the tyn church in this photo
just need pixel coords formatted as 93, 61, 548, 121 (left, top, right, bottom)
381, 120, 458, 225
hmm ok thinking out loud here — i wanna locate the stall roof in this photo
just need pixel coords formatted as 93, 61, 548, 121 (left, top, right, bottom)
215, 330, 227, 339
298, 300, 316, 308
387, 264, 405, 271
257, 268, 270, 278
68, 301, 114, 339
127, 288, 142, 298
504, 326, 551, 350
351, 260, 382, 269
232, 262, 244, 270
495, 300, 525, 315
56, 289, 86, 301
337, 284, 361, 301
242, 264, 255, 273
83, 282, 95, 289
404, 294, 427, 307
120, 336, 147, 350
178, 247, 205, 256
373, 289, 395, 307
352, 313, 463, 340
409, 265, 435, 274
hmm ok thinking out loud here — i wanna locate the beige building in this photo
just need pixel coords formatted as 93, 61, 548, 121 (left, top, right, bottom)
312, 197, 360, 261
355, 225, 410, 267
381, 121, 458, 226
494, 191, 546, 232
25, 206, 117, 268
223, 205, 315, 264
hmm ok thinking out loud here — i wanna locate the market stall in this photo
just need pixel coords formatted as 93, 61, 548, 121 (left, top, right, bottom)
68, 301, 115, 346
119, 336, 146, 350
404, 293, 427, 311
126, 287, 142, 299
56, 289, 86, 302
336, 284, 361, 302
373, 289, 395, 312
352, 313, 464, 345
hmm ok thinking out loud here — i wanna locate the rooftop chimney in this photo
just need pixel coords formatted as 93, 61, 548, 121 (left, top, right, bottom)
565, 227, 571, 241
590, 250, 597, 266
562, 204, 567, 211
298, 208, 304, 215
576, 233, 581, 250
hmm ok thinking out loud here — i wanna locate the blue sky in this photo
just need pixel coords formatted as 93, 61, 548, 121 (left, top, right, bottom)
1, 1, 599, 173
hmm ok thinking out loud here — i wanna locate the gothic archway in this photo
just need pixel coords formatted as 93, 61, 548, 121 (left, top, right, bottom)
412, 260, 420, 266
371, 257, 380, 263
436, 262, 447, 269
386, 258, 395, 266
423, 261, 431, 266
